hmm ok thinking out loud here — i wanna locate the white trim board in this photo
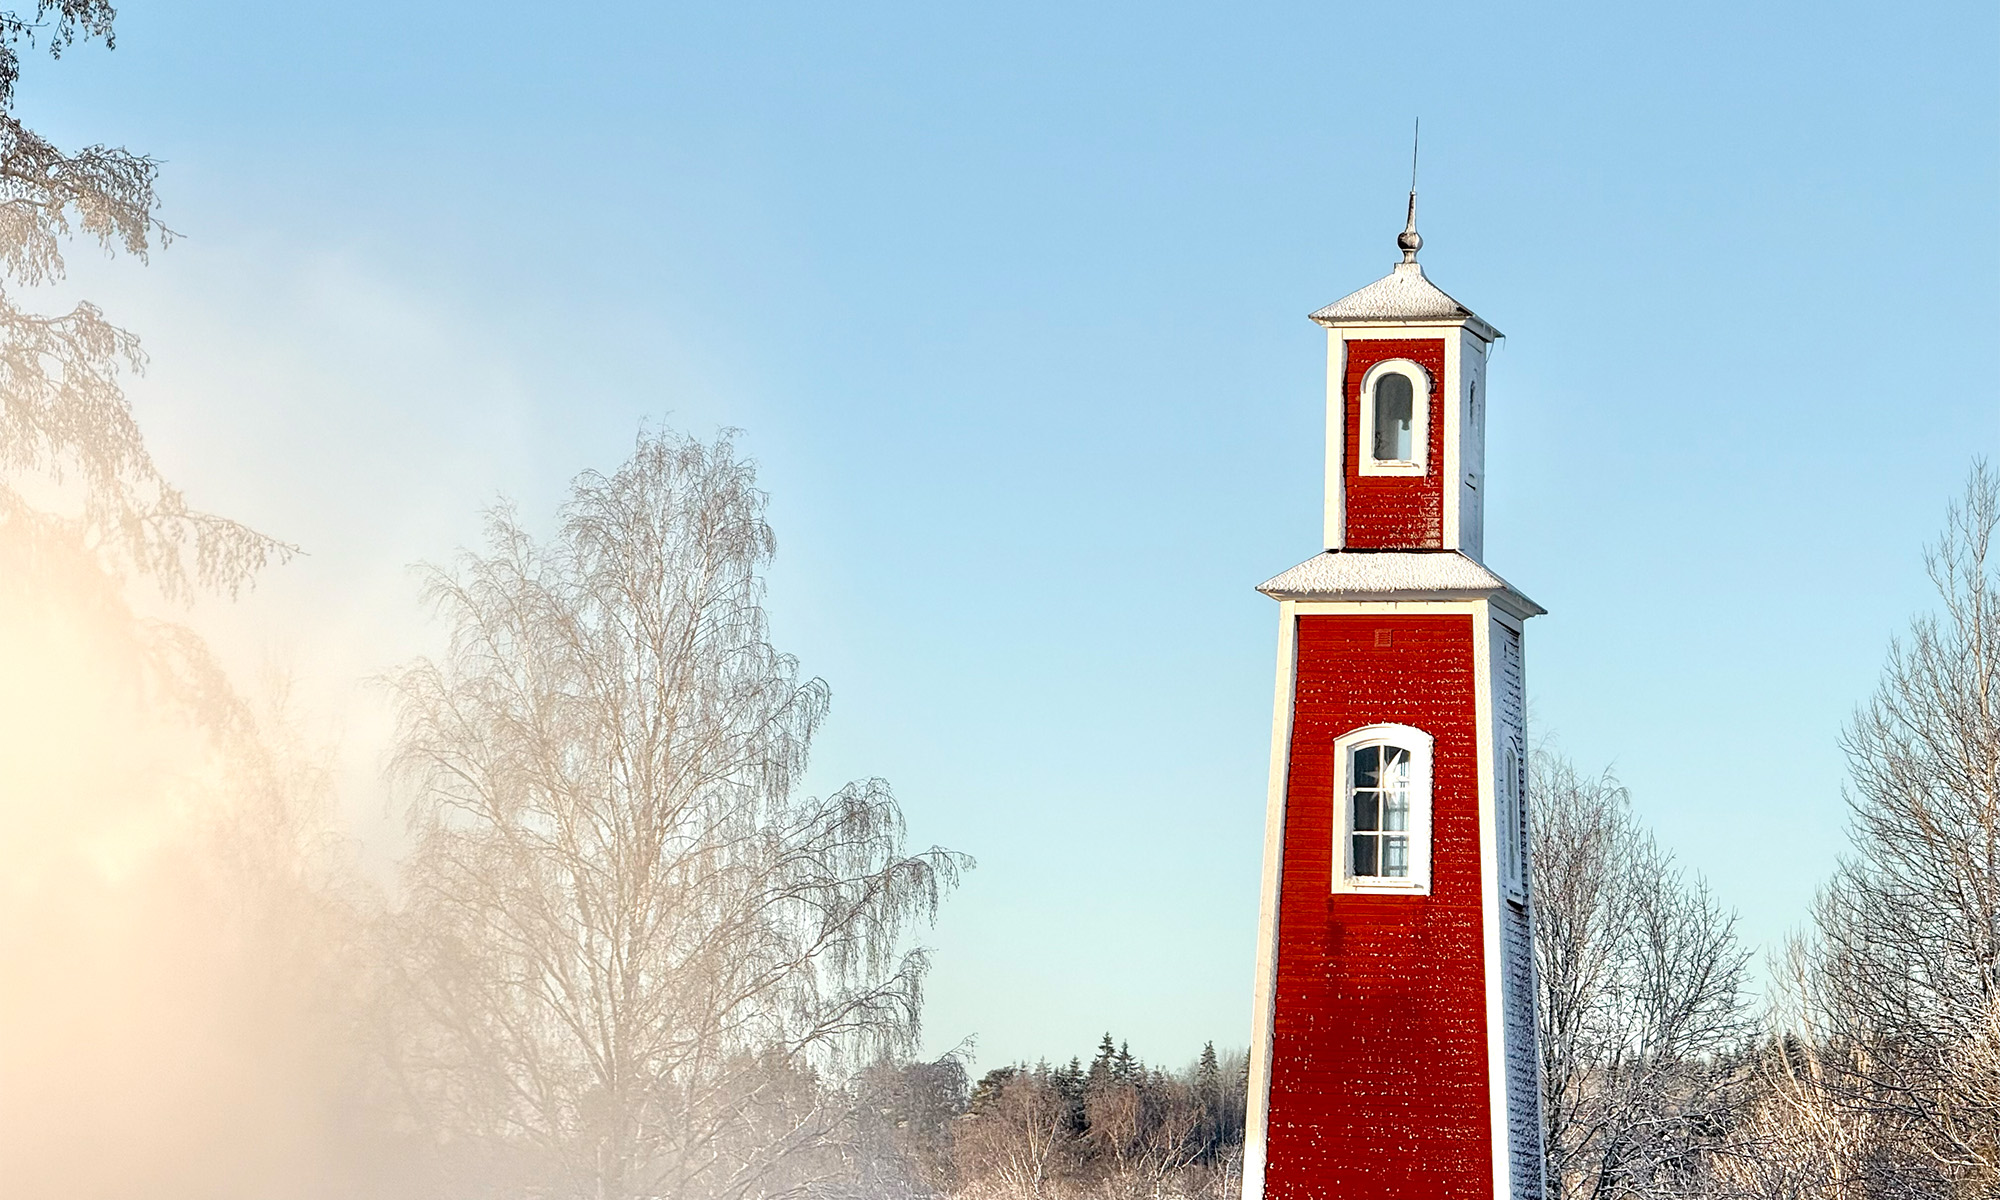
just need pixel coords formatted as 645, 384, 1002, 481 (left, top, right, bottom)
1240, 600, 1299, 1200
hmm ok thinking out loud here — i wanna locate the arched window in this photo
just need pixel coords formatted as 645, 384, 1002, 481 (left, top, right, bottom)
1372, 372, 1414, 462
1356, 360, 1429, 477
1332, 724, 1434, 893
1500, 740, 1527, 903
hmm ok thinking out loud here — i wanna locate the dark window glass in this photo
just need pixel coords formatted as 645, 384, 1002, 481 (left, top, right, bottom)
1372, 373, 1415, 461
1353, 745, 1380, 789
1350, 742, 1413, 879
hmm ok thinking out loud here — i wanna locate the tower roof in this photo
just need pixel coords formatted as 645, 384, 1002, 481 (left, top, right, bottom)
1310, 188, 1500, 339
1308, 261, 1497, 339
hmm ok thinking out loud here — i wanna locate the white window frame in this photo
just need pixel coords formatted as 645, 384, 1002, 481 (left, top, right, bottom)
1499, 735, 1528, 905
1331, 723, 1434, 894
1355, 358, 1431, 477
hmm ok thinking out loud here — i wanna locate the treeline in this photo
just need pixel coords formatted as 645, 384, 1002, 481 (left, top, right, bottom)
839, 1037, 1247, 1200
517, 1036, 1255, 1200
944, 1038, 1248, 1200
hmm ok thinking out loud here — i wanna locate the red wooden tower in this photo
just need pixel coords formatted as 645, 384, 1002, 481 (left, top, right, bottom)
1242, 196, 1545, 1200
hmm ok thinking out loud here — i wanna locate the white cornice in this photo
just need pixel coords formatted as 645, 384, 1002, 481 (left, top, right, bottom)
1257, 550, 1545, 617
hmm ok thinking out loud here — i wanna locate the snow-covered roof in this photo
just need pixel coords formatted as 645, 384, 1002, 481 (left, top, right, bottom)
1309, 262, 1499, 339
1258, 550, 1544, 615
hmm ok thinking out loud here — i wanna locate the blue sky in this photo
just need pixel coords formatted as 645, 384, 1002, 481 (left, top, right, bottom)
21, 1, 1998, 1069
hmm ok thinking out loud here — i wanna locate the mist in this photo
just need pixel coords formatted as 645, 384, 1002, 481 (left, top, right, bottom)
1, 421, 975, 1198
0, 519, 386, 1196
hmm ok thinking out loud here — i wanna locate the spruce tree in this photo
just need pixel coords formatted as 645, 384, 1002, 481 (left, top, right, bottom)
968, 1066, 1017, 1114
1197, 1042, 1221, 1097
1056, 1057, 1085, 1100
1088, 1032, 1118, 1089
1196, 1042, 1223, 1157
1056, 1057, 1087, 1132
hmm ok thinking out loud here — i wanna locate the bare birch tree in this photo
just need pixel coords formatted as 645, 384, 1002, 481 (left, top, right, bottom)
1532, 751, 1754, 1200
0, 2, 288, 597
388, 428, 967, 1200
1082, 1072, 1205, 1199
1695, 949, 1882, 1200
1787, 462, 2000, 1198
846, 1053, 971, 1199
948, 1044, 1244, 1200
954, 1067, 1076, 1200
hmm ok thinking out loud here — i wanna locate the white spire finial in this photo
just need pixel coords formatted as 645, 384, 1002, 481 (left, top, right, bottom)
1398, 117, 1422, 264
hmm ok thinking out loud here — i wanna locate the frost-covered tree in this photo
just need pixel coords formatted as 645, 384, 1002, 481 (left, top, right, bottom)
954, 1063, 1076, 1200
1531, 751, 1754, 1200
847, 1053, 971, 1199
1089, 1033, 1119, 1090
388, 428, 967, 1200
0, 2, 287, 596
1788, 463, 2000, 1198
949, 1041, 1245, 1200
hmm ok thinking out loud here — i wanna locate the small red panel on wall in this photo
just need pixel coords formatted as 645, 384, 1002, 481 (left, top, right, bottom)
1345, 338, 1447, 548
1264, 613, 1491, 1200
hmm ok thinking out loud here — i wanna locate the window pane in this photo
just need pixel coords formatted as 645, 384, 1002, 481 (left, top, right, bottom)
1383, 745, 1410, 780
1373, 373, 1414, 461
1353, 745, 1379, 788
1353, 791, 1381, 832
1345, 735, 1424, 885
1383, 836, 1408, 877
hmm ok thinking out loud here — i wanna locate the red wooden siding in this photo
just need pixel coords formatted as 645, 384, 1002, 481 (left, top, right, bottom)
1344, 338, 1447, 548
1265, 613, 1492, 1200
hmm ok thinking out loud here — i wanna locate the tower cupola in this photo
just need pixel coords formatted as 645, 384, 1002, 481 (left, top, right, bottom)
1309, 202, 1499, 559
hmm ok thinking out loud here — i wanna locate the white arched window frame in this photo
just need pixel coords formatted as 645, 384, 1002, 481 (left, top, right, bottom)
1499, 735, 1528, 905
1356, 358, 1431, 478
1331, 723, 1435, 895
